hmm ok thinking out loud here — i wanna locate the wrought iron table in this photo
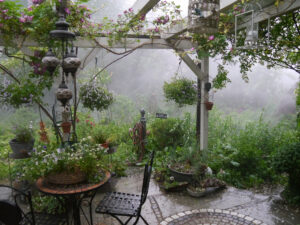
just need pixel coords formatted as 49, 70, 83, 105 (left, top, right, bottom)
36, 171, 111, 225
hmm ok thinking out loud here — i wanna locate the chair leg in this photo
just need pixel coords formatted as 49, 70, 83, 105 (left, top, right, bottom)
89, 202, 93, 225
132, 216, 140, 225
111, 214, 125, 225
124, 216, 133, 225
140, 215, 149, 225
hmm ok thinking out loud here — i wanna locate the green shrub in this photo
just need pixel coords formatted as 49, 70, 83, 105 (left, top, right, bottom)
273, 142, 300, 204
208, 110, 298, 188
149, 118, 185, 150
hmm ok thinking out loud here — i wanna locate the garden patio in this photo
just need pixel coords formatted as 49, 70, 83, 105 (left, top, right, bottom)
0, 0, 299, 225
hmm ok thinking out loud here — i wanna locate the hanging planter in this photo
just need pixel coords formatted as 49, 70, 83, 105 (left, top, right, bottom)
61, 121, 72, 133
205, 101, 214, 110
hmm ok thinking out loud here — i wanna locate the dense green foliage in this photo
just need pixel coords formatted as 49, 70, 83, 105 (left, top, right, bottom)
273, 142, 300, 204
207, 111, 298, 188
149, 118, 186, 150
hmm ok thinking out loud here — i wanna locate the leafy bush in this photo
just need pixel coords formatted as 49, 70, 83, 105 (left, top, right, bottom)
149, 118, 185, 150
207, 110, 298, 188
273, 142, 300, 204
163, 78, 197, 107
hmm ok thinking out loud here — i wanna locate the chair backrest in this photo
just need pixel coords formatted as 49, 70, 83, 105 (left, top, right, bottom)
0, 185, 35, 225
141, 151, 155, 205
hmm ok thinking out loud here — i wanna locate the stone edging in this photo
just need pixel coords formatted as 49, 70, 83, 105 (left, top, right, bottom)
159, 208, 268, 225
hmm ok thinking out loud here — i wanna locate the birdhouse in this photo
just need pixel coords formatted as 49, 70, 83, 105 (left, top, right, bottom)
188, 0, 220, 34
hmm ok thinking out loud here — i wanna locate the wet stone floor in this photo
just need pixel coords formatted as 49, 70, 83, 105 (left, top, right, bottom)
82, 167, 300, 225
1, 167, 300, 225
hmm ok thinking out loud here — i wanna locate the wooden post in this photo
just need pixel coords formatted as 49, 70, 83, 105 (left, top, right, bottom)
200, 57, 209, 150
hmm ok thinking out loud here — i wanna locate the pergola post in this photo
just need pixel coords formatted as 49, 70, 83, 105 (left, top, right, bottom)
199, 57, 209, 150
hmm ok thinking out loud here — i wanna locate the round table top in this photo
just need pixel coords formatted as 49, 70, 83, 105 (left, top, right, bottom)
36, 171, 111, 196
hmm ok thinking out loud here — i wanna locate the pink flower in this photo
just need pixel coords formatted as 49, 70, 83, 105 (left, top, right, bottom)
27, 6, 33, 11
19, 17, 26, 23
0, 0, 4, 2
65, 8, 70, 14
154, 27, 159, 32
26, 16, 33, 22
2, 9, 8, 13
128, 8, 133, 13
208, 35, 215, 41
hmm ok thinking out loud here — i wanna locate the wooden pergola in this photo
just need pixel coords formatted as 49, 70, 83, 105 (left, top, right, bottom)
1, 0, 299, 150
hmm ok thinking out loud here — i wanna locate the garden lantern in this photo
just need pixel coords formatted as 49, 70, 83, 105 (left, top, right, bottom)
56, 80, 72, 106
42, 49, 60, 74
235, 3, 270, 49
63, 48, 81, 76
188, 0, 220, 34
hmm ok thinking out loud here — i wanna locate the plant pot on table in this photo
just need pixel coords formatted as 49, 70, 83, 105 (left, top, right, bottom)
9, 139, 35, 159
46, 169, 86, 185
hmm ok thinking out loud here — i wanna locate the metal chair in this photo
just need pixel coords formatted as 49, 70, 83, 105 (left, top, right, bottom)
95, 151, 155, 225
0, 185, 66, 225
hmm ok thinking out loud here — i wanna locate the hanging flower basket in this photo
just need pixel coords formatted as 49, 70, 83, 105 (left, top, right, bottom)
61, 122, 72, 133
205, 101, 214, 110
46, 169, 86, 185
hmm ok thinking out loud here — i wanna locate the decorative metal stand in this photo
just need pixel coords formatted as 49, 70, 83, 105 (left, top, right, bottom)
131, 109, 147, 162
42, 0, 81, 144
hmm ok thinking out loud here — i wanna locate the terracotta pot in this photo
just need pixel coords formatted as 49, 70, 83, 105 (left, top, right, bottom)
205, 101, 214, 110
61, 122, 72, 133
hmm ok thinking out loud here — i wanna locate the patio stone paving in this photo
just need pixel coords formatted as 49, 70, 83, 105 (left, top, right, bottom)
83, 167, 300, 225
1, 167, 300, 225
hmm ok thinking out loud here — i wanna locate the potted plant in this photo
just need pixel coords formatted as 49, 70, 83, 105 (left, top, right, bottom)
9, 126, 35, 158
186, 177, 226, 198
168, 144, 207, 183
17, 138, 108, 185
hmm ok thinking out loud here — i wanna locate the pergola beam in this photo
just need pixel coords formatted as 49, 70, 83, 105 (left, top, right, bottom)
131, 0, 160, 16
162, 0, 299, 40
237, 0, 300, 30
162, 0, 239, 40
0, 36, 195, 50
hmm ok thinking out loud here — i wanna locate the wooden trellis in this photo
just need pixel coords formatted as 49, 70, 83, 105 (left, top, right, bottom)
0, 0, 299, 150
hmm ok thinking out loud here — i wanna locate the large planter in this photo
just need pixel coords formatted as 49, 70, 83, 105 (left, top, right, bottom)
9, 139, 35, 159
168, 165, 196, 183
46, 169, 86, 185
